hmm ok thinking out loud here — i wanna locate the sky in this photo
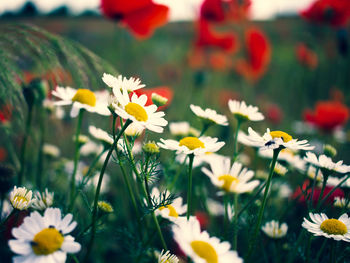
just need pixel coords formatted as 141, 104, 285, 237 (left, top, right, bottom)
0, 0, 315, 20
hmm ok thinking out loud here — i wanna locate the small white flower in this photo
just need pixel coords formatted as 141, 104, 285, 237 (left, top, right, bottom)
31, 189, 54, 210
274, 162, 288, 176
246, 127, 314, 151
89, 125, 113, 145
110, 86, 167, 133
10, 186, 33, 210
327, 175, 350, 188
202, 157, 259, 194
158, 249, 179, 263
102, 73, 145, 92
169, 122, 200, 137
190, 104, 228, 126
175, 152, 223, 168
124, 122, 145, 137
172, 217, 243, 263
80, 141, 104, 156
302, 212, 350, 242
158, 136, 225, 156
151, 188, 187, 221
206, 198, 225, 216
304, 152, 350, 174
8, 208, 81, 262
43, 144, 60, 158
52, 86, 110, 117
307, 166, 324, 183
262, 220, 288, 239
152, 93, 168, 107
334, 197, 350, 209
228, 100, 264, 121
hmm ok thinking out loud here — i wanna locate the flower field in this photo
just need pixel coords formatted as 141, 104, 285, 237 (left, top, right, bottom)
0, 1, 350, 262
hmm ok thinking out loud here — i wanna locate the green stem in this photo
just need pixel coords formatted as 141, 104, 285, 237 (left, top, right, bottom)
237, 181, 267, 218
245, 148, 280, 261
315, 238, 328, 262
169, 155, 187, 190
36, 108, 46, 191
233, 120, 242, 161
68, 109, 84, 212
199, 123, 210, 136
84, 120, 131, 262
233, 193, 239, 250
330, 240, 336, 263
286, 229, 305, 263
308, 167, 319, 209
123, 130, 167, 250
317, 173, 350, 209
187, 154, 195, 220
224, 194, 229, 232
305, 234, 312, 263
316, 171, 329, 209
143, 155, 152, 204
18, 104, 33, 185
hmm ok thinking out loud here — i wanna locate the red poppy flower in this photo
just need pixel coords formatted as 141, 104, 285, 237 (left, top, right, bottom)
293, 180, 344, 206
235, 27, 271, 82
301, 0, 350, 27
304, 100, 349, 132
100, 0, 169, 39
296, 43, 318, 69
0, 148, 7, 162
133, 86, 173, 110
195, 211, 210, 229
195, 19, 237, 52
200, 0, 225, 22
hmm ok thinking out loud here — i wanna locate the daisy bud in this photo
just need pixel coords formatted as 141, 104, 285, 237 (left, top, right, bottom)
98, 201, 114, 213
143, 141, 160, 155
323, 144, 337, 158
152, 92, 168, 107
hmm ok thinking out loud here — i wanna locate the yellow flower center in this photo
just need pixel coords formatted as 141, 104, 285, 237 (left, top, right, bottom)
159, 205, 178, 217
270, 131, 292, 142
125, 102, 148, 122
320, 219, 347, 235
179, 137, 205, 150
190, 240, 218, 263
218, 174, 239, 192
72, 89, 96, 107
31, 227, 64, 255
13, 195, 29, 204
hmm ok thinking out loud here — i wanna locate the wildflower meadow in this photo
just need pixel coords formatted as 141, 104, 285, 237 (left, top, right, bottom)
0, 0, 350, 262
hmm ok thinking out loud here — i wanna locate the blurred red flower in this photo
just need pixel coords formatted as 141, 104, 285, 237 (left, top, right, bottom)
293, 180, 344, 206
133, 86, 173, 110
0, 104, 12, 125
195, 19, 238, 52
301, 0, 350, 27
266, 104, 283, 125
0, 148, 7, 162
304, 100, 349, 132
235, 27, 271, 82
296, 43, 318, 70
218, 89, 240, 108
200, 0, 225, 23
209, 51, 232, 71
100, 0, 169, 39
195, 211, 210, 229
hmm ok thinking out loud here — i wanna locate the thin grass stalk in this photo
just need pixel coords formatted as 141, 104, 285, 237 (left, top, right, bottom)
187, 154, 195, 220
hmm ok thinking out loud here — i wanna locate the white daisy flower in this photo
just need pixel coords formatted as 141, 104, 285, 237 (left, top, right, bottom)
334, 197, 350, 209
158, 136, 225, 156
80, 141, 104, 156
307, 166, 324, 183
175, 152, 224, 168
89, 125, 113, 145
202, 157, 259, 194
157, 249, 179, 263
274, 162, 288, 176
262, 220, 288, 239
228, 100, 264, 121
43, 99, 65, 119
8, 208, 81, 262
110, 86, 167, 133
246, 127, 314, 151
31, 189, 54, 210
52, 86, 110, 117
172, 217, 243, 263
169, 122, 200, 138
43, 144, 60, 158
124, 122, 145, 137
207, 199, 225, 216
190, 104, 228, 126
302, 212, 350, 242
10, 186, 33, 210
304, 152, 350, 174
102, 73, 145, 92
327, 176, 350, 188
151, 188, 187, 220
